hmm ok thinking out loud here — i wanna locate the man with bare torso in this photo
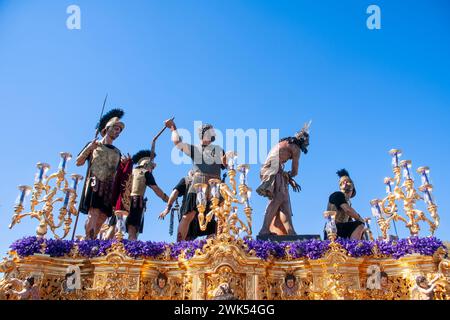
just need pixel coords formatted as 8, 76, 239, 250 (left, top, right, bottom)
257, 123, 310, 236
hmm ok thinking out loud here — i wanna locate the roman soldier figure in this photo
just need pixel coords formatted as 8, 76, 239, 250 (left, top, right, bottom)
159, 172, 192, 225
164, 119, 227, 241
125, 150, 169, 240
76, 109, 126, 239
256, 122, 310, 236
325, 169, 366, 239
159, 170, 204, 240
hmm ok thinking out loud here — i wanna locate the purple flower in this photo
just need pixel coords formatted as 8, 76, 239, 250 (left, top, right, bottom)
8, 236, 446, 261
10, 236, 44, 257
337, 239, 374, 258
169, 240, 206, 259
123, 240, 167, 259
301, 239, 330, 260
77, 239, 113, 258
45, 239, 73, 257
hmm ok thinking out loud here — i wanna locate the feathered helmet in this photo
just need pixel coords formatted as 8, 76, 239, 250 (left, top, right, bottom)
337, 168, 356, 198
132, 150, 155, 168
97, 109, 125, 137
294, 120, 312, 154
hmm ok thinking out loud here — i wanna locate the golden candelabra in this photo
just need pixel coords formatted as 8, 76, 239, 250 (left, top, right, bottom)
9, 152, 83, 239
370, 149, 439, 239
195, 153, 253, 238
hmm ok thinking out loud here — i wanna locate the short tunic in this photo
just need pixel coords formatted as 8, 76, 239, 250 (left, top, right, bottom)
179, 143, 225, 238
125, 170, 157, 233
324, 191, 364, 239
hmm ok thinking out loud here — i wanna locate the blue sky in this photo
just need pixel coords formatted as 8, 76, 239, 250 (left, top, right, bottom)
0, 0, 449, 255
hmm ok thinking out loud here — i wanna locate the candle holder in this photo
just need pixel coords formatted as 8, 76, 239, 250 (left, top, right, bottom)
417, 166, 431, 185
389, 149, 402, 185
364, 218, 374, 241
399, 160, 413, 182
195, 183, 209, 231
323, 211, 337, 242
114, 210, 129, 241
35, 162, 51, 184
371, 149, 439, 239
226, 151, 238, 195
59, 152, 73, 172
9, 186, 33, 229
384, 177, 393, 194
239, 185, 252, 233
9, 152, 83, 239
237, 164, 249, 186
195, 154, 253, 239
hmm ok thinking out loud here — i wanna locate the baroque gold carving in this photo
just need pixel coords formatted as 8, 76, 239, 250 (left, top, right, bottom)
206, 265, 244, 300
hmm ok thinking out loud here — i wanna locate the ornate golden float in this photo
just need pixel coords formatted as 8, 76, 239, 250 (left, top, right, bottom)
1, 149, 449, 300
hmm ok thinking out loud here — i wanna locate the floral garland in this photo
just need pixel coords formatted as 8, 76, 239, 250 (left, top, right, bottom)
9, 236, 446, 261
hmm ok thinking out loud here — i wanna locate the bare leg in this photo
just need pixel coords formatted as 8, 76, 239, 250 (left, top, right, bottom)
277, 199, 296, 235
270, 214, 287, 235
128, 225, 138, 241
350, 225, 365, 240
259, 199, 282, 235
277, 211, 296, 235
85, 208, 100, 240
177, 211, 196, 241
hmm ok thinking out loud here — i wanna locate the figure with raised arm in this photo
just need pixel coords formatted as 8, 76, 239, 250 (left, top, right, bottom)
164, 119, 227, 241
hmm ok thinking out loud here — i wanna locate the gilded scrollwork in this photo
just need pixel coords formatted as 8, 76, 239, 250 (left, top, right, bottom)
257, 275, 268, 300
206, 265, 244, 300
92, 271, 130, 300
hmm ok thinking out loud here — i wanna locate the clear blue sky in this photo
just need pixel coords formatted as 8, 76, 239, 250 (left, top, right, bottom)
1, 0, 449, 255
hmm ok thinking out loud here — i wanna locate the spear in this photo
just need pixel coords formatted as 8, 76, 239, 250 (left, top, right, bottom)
71, 94, 108, 240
